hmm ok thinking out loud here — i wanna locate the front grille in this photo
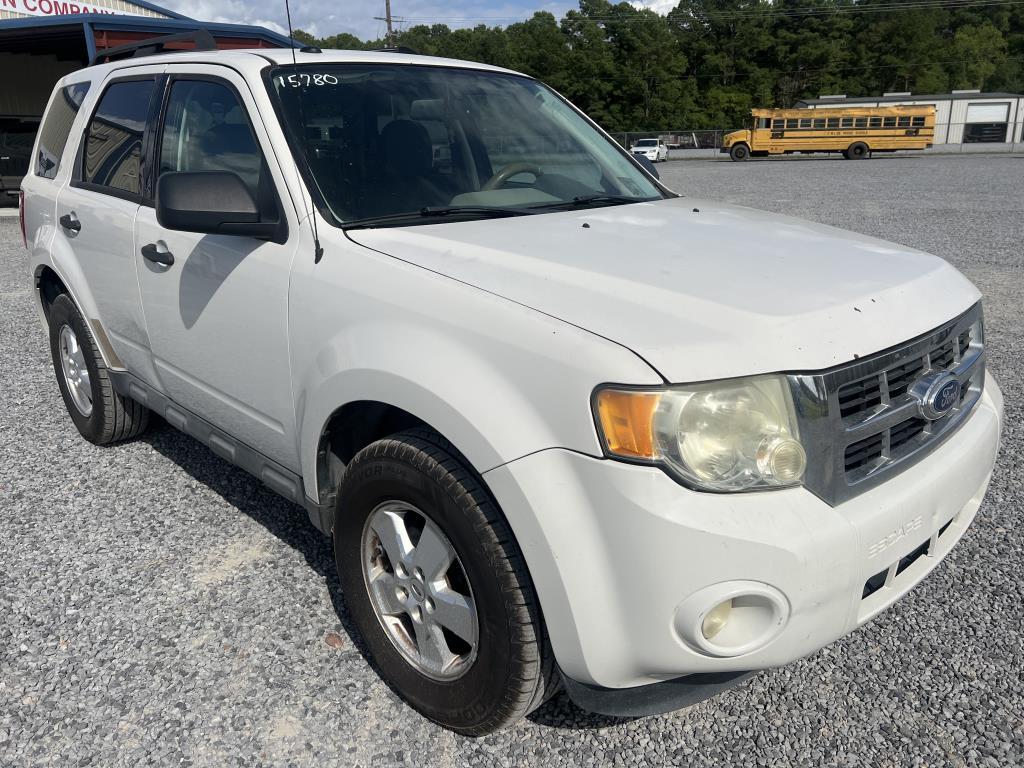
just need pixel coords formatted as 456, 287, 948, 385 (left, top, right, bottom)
790, 303, 985, 506
843, 417, 927, 473
838, 377, 882, 418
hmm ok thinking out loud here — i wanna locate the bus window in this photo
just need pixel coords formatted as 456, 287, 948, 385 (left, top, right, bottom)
813, 118, 826, 129
897, 116, 910, 127
758, 117, 771, 129
799, 118, 812, 128
841, 117, 854, 128
786, 119, 798, 129
772, 119, 785, 130
826, 117, 839, 128
912, 116, 925, 127
883, 117, 897, 127
855, 117, 868, 128
869, 117, 882, 128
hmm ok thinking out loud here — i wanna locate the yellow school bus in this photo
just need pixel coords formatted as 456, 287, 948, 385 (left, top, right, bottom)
721, 105, 936, 161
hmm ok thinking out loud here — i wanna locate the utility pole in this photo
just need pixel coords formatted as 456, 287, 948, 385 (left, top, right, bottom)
374, 0, 396, 46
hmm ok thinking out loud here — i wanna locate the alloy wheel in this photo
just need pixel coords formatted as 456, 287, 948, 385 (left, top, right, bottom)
58, 324, 92, 417
361, 500, 479, 680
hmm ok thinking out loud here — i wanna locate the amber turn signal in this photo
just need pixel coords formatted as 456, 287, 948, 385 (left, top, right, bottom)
595, 389, 661, 459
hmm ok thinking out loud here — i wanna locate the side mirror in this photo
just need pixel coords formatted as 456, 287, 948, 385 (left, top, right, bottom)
156, 171, 280, 239
634, 153, 660, 180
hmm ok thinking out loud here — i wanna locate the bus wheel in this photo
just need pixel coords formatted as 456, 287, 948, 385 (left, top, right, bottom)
729, 143, 750, 161
846, 142, 869, 160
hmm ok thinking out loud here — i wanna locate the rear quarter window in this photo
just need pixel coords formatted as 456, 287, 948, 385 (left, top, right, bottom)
35, 82, 90, 179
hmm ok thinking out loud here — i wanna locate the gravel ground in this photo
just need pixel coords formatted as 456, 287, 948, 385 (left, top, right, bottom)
1, 154, 1022, 767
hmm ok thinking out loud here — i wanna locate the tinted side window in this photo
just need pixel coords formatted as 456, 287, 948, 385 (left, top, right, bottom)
158, 80, 263, 198
83, 79, 155, 196
36, 82, 90, 179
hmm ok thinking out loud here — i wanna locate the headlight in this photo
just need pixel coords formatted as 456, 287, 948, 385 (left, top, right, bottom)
594, 375, 806, 492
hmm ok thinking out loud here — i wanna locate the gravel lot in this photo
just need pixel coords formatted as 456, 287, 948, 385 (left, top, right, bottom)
1, 155, 1022, 767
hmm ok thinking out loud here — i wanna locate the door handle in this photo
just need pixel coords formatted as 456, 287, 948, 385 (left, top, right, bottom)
59, 213, 81, 233
141, 243, 174, 266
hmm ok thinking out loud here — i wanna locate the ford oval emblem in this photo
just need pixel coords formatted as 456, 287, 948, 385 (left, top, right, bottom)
910, 372, 962, 420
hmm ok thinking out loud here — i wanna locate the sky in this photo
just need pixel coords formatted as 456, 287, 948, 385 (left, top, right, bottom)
157, 0, 674, 42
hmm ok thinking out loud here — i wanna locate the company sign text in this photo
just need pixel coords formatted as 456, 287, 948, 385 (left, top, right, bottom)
1, 0, 145, 17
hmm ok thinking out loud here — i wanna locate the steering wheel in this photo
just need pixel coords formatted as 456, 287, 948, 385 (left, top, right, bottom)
482, 163, 544, 191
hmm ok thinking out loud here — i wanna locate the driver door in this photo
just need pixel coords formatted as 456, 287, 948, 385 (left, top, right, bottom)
134, 66, 301, 469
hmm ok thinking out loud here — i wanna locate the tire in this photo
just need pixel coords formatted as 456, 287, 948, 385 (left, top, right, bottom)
334, 428, 557, 735
846, 142, 869, 160
729, 143, 750, 161
48, 294, 149, 445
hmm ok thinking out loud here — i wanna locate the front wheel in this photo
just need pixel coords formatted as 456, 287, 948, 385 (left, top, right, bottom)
334, 428, 556, 735
729, 143, 750, 161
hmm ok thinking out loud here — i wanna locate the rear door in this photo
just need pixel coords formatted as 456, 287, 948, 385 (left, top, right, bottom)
54, 69, 164, 379
134, 65, 301, 468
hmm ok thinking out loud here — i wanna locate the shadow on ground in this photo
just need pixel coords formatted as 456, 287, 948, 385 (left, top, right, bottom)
140, 418, 630, 733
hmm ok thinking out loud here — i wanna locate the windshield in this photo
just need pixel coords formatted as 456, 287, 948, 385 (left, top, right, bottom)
268, 64, 665, 227
634, 139, 657, 147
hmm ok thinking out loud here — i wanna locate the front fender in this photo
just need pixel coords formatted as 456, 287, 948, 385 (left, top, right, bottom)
722, 130, 750, 148
290, 235, 663, 501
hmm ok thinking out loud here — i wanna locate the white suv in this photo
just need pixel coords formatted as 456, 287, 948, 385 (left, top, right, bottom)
22, 45, 1002, 735
630, 137, 669, 162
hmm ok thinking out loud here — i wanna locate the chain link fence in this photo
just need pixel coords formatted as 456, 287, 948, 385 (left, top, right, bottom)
613, 130, 738, 159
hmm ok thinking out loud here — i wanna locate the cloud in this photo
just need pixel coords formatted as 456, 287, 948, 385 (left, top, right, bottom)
159, 0, 577, 40
631, 0, 675, 12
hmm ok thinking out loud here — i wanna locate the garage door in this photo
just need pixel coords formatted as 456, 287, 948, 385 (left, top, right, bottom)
966, 102, 1010, 123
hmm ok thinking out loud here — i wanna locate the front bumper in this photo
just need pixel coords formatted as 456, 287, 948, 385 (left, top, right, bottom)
483, 373, 1002, 691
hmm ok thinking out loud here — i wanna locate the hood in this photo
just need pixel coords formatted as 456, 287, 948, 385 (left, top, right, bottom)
347, 198, 979, 383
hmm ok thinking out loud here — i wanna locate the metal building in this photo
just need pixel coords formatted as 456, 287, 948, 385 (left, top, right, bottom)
796, 91, 1024, 148
0, 1, 290, 200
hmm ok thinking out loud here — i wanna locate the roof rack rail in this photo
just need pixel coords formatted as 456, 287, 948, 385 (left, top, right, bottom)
371, 46, 419, 55
90, 29, 218, 67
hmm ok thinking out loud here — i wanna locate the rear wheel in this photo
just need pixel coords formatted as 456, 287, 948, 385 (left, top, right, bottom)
48, 294, 148, 445
729, 143, 750, 161
334, 428, 557, 735
846, 141, 869, 160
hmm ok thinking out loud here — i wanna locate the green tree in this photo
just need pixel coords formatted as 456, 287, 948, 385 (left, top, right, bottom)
292, 0, 1022, 131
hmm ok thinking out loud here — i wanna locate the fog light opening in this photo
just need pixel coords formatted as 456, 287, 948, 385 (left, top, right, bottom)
701, 599, 733, 640
674, 581, 790, 658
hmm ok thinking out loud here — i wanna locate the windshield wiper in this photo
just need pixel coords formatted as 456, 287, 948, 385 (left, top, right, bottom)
529, 195, 652, 211
343, 205, 534, 230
